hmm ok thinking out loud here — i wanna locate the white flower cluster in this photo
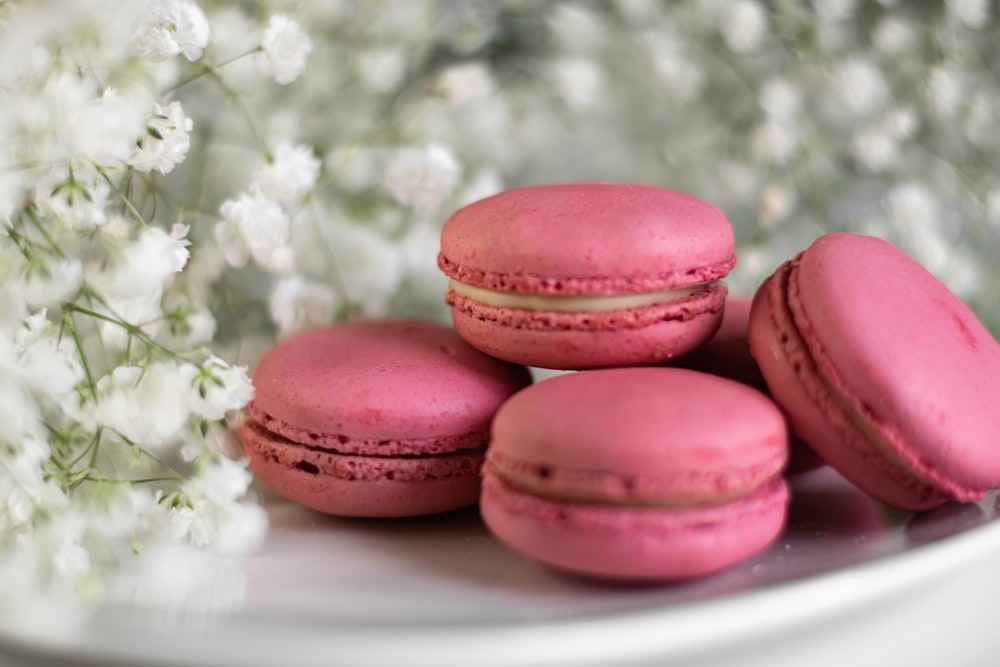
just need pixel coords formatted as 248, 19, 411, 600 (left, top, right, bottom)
3, 0, 1000, 631
0, 0, 314, 628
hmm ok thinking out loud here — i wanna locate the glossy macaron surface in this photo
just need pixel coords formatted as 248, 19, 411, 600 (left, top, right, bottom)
749, 233, 1000, 509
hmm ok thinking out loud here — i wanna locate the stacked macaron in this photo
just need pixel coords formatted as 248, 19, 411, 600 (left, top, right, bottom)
241, 181, 1000, 585
438, 182, 793, 580
438, 182, 735, 369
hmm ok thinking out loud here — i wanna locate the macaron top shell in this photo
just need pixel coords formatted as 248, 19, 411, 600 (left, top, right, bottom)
788, 233, 1000, 489
490, 368, 787, 505
439, 183, 735, 294
250, 319, 532, 442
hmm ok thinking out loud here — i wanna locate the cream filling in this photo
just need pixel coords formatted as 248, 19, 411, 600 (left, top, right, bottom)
449, 280, 715, 313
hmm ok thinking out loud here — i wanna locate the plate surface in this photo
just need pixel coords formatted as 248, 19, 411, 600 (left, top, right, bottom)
2, 466, 1000, 667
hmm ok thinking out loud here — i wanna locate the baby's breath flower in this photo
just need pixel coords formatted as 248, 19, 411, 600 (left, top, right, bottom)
757, 183, 796, 227
549, 3, 605, 52
355, 47, 407, 94
0, 335, 47, 450
546, 57, 604, 111
133, 0, 210, 62
129, 101, 193, 175
438, 2, 500, 54
185, 356, 254, 422
872, 15, 919, 55
72, 88, 146, 167
37, 166, 111, 232
257, 14, 312, 85
436, 62, 496, 105
92, 225, 189, 303
750, 120, 798, 165
252, 143, 321, 206
885, 182, 938, 231
852, 125, 899, 172
925, 66, 967, 119
15, 313, 82, 404
216, 191, 290, 268
161, 297, 217, 348
884, 105, 920, 140
759, 77, 802, 122
22, 259, 83, 311
831, 56, 889, 116
945, 0, 990, 30
269, 274, 337, 340
384, 144, 462, 214
640, 32, 704, 103
87, 363, 191, 451
722, 0, 768, 54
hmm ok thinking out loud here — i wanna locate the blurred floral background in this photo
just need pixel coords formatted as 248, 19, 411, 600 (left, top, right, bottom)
2, 0, 999, 630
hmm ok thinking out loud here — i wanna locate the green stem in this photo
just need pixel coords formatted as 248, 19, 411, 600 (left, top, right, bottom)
4, 225, 36, 263
115, 431, 186, 482
95, 166, 149, 228
63, 302, 181, 360
76, 475, 182, 486
62, 310, 98, 401
124, 476, 185, 485
25, 206, 67, 259
205, 68, 269, 154
166, 47, 263, 95
68, 427, 103, 468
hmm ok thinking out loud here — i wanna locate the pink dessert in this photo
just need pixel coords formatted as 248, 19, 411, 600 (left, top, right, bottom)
670, 295, 822, 475
241, 319, 532, 517
480, 367, 790, 581
748, 233, 1000, 510
669, 296, 767, 391
438, 183, 735, 369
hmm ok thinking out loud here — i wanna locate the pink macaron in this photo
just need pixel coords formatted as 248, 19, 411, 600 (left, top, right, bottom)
748, 233, 1000, 511
241, 319, 532, 517
670, 295, 822, 475
669, 296, 768, 391
438, 183, 735, 369
480, 367, 789, 581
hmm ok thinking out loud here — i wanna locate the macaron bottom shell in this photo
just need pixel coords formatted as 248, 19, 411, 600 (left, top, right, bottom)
241, 420, 483, 518
480, 466, 790, 581
448, 288, 726, 370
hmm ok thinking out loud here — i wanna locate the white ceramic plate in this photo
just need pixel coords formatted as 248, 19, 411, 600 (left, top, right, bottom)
3, 466, 1000, 667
